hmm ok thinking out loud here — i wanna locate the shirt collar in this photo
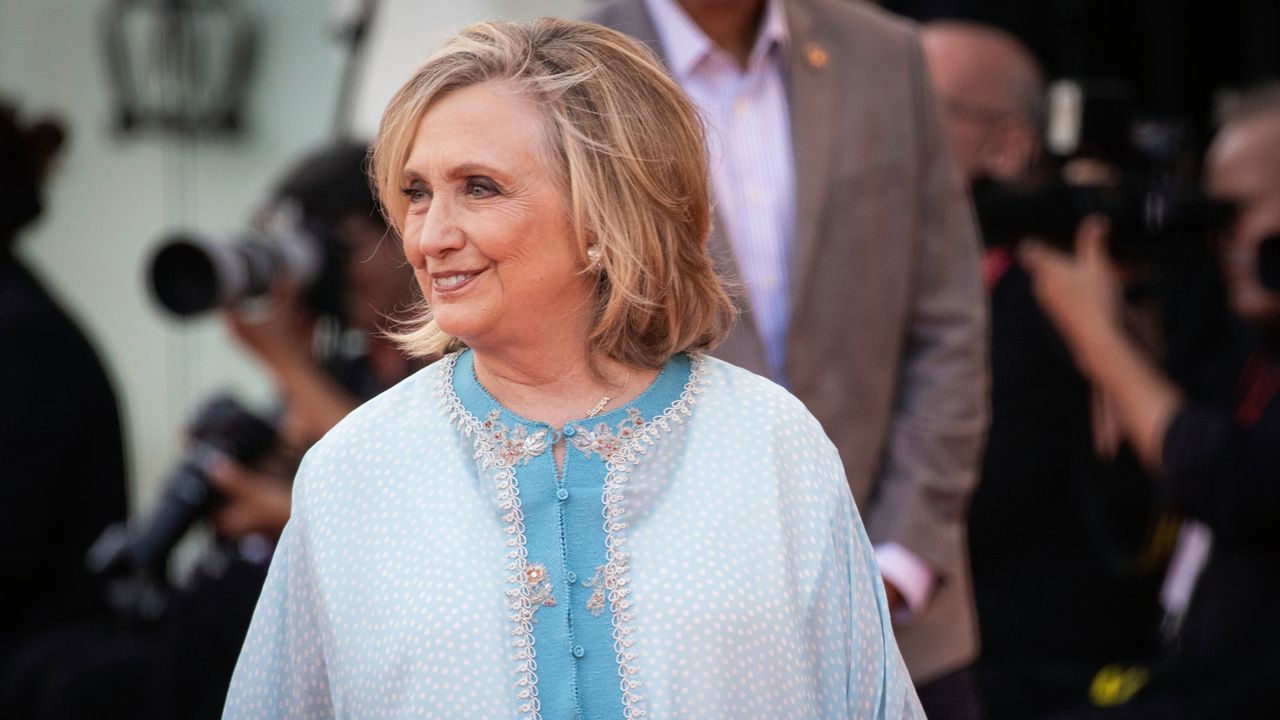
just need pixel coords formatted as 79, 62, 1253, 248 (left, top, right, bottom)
645, 0, 789, 80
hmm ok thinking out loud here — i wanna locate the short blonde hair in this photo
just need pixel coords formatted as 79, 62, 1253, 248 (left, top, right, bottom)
372, 18, 736, 368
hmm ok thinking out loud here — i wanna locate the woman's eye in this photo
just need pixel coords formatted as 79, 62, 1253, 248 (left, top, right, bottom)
466, 178, 498, 198
400, 185, 429, 204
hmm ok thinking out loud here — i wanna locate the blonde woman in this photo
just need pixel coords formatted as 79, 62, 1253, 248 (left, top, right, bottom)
224, 18, 921, 719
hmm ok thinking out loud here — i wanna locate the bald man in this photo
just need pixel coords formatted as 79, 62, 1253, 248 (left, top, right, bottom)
922, 21, 1043, 185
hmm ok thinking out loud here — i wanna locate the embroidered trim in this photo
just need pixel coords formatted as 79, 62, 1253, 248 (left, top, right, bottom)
436, 355, 543, 720
569, 408, 645, 462
596, 354, 709, 719
481, 409, 551, 467
437, 351, 710, 720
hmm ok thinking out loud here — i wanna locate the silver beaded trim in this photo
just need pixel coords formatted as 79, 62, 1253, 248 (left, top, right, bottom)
597, 354, 708, 719
436, 351, 710, 720
435, 354, 543, 720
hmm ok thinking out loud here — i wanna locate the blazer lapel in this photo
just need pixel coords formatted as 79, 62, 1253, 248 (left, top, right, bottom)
781, 0, 836, 322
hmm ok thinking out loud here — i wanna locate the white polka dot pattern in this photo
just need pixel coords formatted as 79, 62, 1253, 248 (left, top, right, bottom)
223, 356, 924, 719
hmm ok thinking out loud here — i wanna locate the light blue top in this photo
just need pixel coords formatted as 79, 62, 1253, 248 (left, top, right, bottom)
224, 351, 923, 719
452, 349, 693, 719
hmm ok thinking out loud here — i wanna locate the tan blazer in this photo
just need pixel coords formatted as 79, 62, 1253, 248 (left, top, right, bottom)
588, 0, 990, 683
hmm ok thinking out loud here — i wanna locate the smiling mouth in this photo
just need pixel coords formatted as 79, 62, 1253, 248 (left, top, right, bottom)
432, 270, 482, 291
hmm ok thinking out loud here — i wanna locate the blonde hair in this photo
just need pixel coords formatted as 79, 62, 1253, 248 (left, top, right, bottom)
372, 18, 736, 368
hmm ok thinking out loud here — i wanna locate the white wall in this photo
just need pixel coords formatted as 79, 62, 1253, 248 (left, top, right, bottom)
350, 0, 591, 137
0, 0, 586, 512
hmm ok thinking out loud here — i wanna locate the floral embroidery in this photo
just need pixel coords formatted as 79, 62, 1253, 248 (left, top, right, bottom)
525, 563, 557, 620
569, 408, 645, 462
582, 564, 607, 617
482, 409, 549, 467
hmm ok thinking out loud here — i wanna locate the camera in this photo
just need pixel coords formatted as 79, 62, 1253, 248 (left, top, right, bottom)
87, 395, 278, 620
972, 80, 1226, 259
971, 176, 1228, 259
147, 201, 345, 318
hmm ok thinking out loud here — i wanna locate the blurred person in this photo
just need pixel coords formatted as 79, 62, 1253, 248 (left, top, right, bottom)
2, 140, 418, 720
218, 141, 419, 448
921, 20, 1043, 186
1022, 84, 1280, 718
0, 100, 130, 714
225, 18, 924, 719
924, 22, 1163, 719
149, 140, 419, 720
588, 2, 990, 716
205, 140, 419, 541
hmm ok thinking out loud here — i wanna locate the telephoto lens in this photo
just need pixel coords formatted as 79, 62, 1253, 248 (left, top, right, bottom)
146, 202, 323, 317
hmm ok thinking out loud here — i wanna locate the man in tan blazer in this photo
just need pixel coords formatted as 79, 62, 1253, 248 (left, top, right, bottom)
587, 0, 989, 716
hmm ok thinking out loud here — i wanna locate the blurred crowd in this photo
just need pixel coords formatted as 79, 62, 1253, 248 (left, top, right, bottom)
2, 1, 1278, 718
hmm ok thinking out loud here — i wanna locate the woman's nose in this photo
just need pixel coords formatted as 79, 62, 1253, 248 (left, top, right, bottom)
416, 198, 465, 258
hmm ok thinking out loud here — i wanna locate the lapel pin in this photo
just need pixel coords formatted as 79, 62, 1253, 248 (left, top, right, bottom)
805, 42, 829, 69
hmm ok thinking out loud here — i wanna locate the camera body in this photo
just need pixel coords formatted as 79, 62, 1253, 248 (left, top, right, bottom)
971, 176, 1226, 260
972, 79, 1280, 288
87, 395, 278, 621
973, 80, 1221, 260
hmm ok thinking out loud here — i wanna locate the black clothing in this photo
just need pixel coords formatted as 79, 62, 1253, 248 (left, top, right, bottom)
918, 666, 986, 720
0, 250, 128, 662
0, 250, 130, 717
147, 549, 270, 720
970, 264, 1161, 720
1149, 340, 1280, 718
1055, 333, 1280, 719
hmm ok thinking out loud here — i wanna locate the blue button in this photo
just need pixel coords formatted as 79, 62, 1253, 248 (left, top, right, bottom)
572, 645, 585, 658
563, 425, 577, 437
566, 571, 578, 583
556, 488, 570, 501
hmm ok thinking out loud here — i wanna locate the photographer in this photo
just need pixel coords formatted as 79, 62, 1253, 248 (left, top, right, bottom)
2, 141, 418, 720
202, 141, 418, 541
1023, 85, 1280, 718
923, 23, 1163, 720
147, 141, 418, 719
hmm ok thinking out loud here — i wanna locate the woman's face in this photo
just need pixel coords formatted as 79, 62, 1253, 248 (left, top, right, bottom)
400, 82, 594, 353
